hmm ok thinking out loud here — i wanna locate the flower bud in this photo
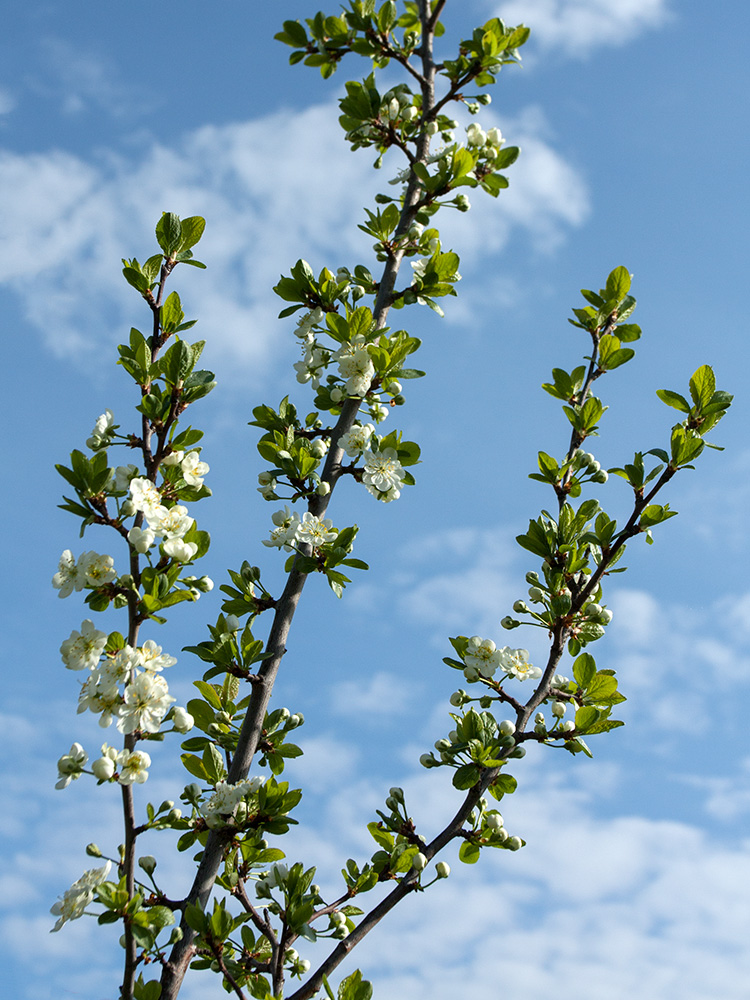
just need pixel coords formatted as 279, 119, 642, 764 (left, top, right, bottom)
92, 756, 116, 781
534, 712, 545, 725
389, 787, 405, 803
528, 586, 545, 603
425, 120, 439, 135
513, 600, 530, 614
316, 481, 331, 496
436, 861, 451, 878
506, 836, 523, 851
509, 745, 526, 758
420, 753, 438, 768
551, 701, 566, 718
498, 720, 516, 737
309, 438, 327, 458
172, 707, 195, 733
449, 690, 466, 707
455, 194, 471, 212
138, 855, 157, 875
330, 387, 344, 402
86, 843, 103, 857
412, 852, 428, 872
486, 812, 504, 832
561, 720, 576, 732
501, 616, 519, 630
225, 615, 241, 633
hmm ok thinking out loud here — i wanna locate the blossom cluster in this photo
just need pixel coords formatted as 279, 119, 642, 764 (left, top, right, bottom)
340, 423, 406, 502
201, 776, 265, 829
264, 508, 338, 550
462, 636, 542, 683
127, 475, 202, 561
50, 861, 112, 931
55, 619, 193, 789
52, 550, 117, 598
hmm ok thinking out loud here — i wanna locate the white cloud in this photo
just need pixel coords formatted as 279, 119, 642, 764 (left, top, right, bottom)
0, 88, 15, 116
493, 0, 673, 57
331, 670, 417, 716
0, 103, 587, 379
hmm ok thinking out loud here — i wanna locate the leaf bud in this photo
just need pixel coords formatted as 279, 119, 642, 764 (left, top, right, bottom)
436, 861, 451, 878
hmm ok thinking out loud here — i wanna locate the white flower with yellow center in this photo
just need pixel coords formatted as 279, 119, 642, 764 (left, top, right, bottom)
60, 620, 108, 671
499, 647, 541, 681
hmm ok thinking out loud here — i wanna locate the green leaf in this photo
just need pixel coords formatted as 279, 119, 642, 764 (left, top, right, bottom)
155, 213, 182, 256
573, 653, 596, 690
605, 266, 631, 302
689, 364, 716, 409
656, 389, 691, 413
458, 840, 481, 864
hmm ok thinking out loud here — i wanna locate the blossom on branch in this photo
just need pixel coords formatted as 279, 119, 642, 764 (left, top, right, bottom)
362, 448, 404, 502
60, 620, 108, 671
50, 861, 111, 931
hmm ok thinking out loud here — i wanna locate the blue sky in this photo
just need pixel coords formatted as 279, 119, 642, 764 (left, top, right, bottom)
2, 1, 749, 997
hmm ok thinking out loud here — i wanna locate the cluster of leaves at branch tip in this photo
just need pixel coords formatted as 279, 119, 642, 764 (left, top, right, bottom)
47, 4, 734, 1000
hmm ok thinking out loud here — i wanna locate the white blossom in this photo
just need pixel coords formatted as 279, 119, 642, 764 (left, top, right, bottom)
181, 451, 209, 487
297, 512, 338, 547
466, 122, 487, 147
114, 464, 139, 491
172, 707, 195, 733
139, 640, 177, 673
148, 504, 194, 539
362, 448, 405, 501
60, 620, 108, 671
55, 743, 88, 789
79, 551, 117, 588
162, 537, 198, 562
128, 525, 156, 554
117, 673, 174, 734
161, 449, 184, 467
202, 778, 264, 829
52, 550, 83, 598
263, 507, 301, 550
129, 478, 163, 518
498, 647, 541, 682
339, 422, 375, 458
50, 861, 111, 931
91, 755, 116, 781
463, 636, 503, 679
86, 410, 116, 451
116, 749, 151, 785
